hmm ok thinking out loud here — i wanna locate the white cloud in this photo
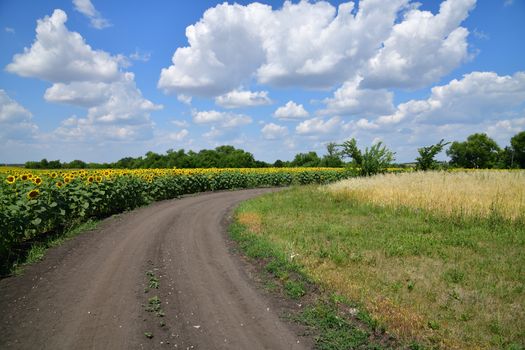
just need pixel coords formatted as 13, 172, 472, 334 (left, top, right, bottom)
129, 49, 151, 62
261, 123, 288, 140
0, 90, 32, 123
355, 118, 380, 130
362, 0, 476, 89
378, 71, 525, 125
171, 119, 189, 128
320, 77, 394, 117
54, 116, 153, 142
274, 101, 309, 120
487, 117, 525, 136
159, 0, 476, 96
158, 0, 408, 96
177, 94, 192, 105
296, 116, 343, 135
5, 27, 15, 34
6, 10, 119, 83
7, 9, 161, 143
73, 0, 111, 29
0, 90, 38, 140
192, 110, 252, 128
504, 0, 514, 6
167, 129, 189, 142
215, 89, 272, 109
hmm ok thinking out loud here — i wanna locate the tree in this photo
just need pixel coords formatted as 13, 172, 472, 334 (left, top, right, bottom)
47, 160, 62, 169
339, 138, 395, 176
510, 131, 525, 168
273, 160, 284, 168
415, 139, 450, 171
67, 159, 87, 169
320, 142, 343, 167
290, 152, 321, 167
447, 133, 500, 168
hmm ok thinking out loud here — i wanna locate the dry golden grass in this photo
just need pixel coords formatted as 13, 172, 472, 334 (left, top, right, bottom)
326, 170, 525, 221
237, 212, 262, 234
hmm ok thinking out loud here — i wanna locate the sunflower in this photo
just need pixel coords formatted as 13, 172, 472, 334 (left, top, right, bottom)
50, 172, 58, 178
27, 174, 33, 179
21, 174, 29, 181
33, 177, 43, 186
87, 176, 94, 183
27, 189, 39, 200
56, 181, 63, 188
95, 176, 102, 183
6, 175, 15, 184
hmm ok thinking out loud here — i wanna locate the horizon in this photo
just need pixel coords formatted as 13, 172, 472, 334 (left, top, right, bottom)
1, 0, 524, 164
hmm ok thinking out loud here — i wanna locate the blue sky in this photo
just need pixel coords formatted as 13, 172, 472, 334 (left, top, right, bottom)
1, 0, 524, 164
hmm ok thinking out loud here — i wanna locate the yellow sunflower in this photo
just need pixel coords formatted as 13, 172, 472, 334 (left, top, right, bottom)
21, 174, 29, 181
56, 181, 63, 188
33, 177, 43, 186
6, 175, 15, 184
27, 189, 39, 200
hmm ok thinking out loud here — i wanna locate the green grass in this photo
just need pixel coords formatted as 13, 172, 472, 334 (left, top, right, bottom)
233, 186, 525, 349
10, 219, 100, 276
230, 208, 398, 350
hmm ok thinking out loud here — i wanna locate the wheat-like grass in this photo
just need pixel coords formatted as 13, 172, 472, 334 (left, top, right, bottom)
326, 170, 525, 221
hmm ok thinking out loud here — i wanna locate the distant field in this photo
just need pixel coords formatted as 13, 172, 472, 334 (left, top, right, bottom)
234, 170, 525, 349
327, 170, 525, 221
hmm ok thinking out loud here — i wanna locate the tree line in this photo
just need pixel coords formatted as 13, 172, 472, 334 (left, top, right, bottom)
24, 131, 525, 171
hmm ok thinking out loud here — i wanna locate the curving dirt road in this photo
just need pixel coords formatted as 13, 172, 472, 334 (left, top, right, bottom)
0, 189, 308, 350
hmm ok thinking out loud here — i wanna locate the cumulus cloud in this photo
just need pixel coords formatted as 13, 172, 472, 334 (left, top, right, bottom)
215, 89, 272, 109
158, 0, 407, 96
171, 119, 189, 128
261, 123, 288, 140
6, 10, 119, 82
6, 9, 161, 142
73, 0, 111, 29
378, 71, 525, 125
296, 116, 343, 135
192, 110, 252, 128
159, 0, 475, 96
320, 77, 394, 117
0, 90, 32, 123
274, 101, 309, 120
0, 90, 38, 140
362, 0, 476, 89
177, 94, 192, 105
167, 129, 189, 142
129, 49, 151, 62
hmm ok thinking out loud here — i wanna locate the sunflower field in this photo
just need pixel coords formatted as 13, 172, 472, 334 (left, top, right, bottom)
0, 167, 352, 266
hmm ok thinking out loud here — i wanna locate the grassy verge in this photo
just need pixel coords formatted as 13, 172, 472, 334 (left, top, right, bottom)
232, 186, 525, 349
8, 219, 100, 276
230, 211, 402, 350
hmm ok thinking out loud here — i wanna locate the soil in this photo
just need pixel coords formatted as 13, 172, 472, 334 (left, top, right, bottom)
0, 189, 311, 349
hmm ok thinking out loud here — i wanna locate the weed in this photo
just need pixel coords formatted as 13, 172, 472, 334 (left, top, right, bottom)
284, 280, 306, 299
146, 296, 162, 313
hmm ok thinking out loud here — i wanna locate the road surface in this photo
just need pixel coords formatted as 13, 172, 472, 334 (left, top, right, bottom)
0, 189, 308, 349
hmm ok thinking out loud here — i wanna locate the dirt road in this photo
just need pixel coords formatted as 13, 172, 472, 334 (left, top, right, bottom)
0, 189, 308, 349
